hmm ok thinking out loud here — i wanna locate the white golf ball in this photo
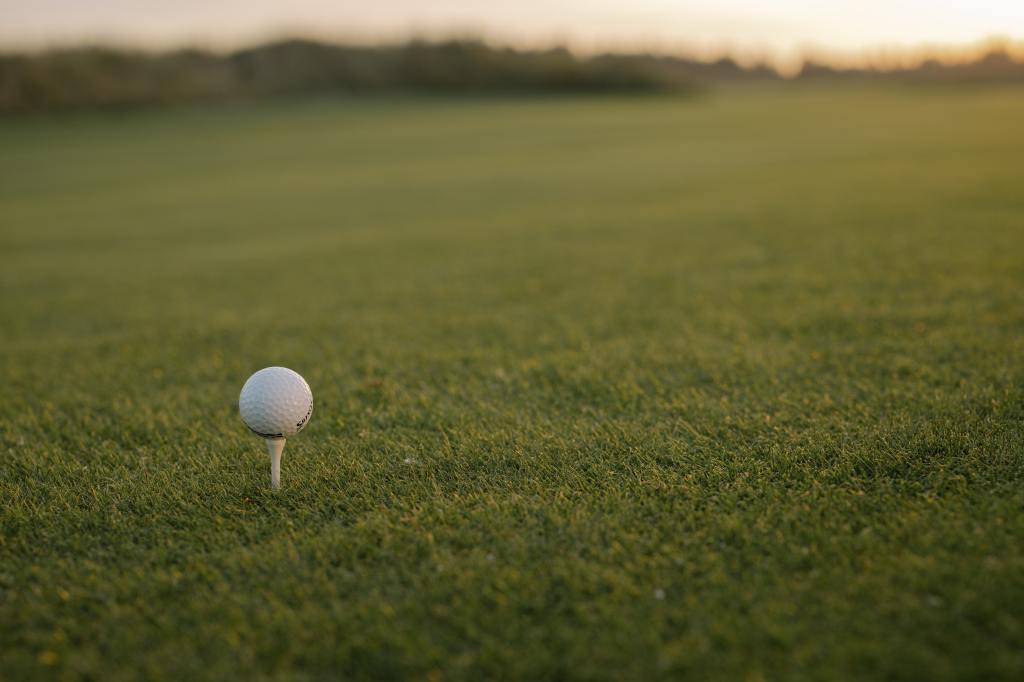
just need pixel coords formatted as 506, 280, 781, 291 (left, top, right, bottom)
239, 367, 313, 439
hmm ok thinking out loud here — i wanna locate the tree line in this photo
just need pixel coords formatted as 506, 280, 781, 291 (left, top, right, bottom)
1, 39, 1021, 114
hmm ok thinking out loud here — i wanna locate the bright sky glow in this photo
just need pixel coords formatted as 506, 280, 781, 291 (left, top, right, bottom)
1, 1, 1021, 68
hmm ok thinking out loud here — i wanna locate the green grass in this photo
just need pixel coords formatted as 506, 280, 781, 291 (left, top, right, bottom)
1, 87, 1023, 681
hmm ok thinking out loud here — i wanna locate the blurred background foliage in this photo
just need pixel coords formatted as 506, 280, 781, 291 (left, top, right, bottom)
3, 38, 1024, 115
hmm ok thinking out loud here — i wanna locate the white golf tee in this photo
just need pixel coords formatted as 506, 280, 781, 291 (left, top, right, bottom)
266, 438, 286, 490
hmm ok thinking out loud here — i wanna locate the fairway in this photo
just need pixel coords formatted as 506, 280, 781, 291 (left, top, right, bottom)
2, 88, 1023, 680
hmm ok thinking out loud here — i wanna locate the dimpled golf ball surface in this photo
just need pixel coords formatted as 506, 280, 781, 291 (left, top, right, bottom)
239, 367, 313, 439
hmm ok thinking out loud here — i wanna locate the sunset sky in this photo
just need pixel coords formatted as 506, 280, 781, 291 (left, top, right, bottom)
1, 1, 1021, 67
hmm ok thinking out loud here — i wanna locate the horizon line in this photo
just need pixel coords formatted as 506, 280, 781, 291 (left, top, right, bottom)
3, 32, 1022, 75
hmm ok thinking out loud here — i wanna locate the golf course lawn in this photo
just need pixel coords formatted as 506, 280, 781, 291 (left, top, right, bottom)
1, 87, 1022, 680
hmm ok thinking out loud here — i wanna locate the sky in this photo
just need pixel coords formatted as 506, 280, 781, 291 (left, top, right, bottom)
1, 1, 1022, 69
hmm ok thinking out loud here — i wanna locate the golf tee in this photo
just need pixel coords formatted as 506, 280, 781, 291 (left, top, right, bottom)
266, 438, 286, 490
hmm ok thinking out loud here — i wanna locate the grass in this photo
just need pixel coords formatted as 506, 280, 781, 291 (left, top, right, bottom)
1, 87, 1022, 680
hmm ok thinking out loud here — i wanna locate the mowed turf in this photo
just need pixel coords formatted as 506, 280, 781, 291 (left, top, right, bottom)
1, 88, 1022, 680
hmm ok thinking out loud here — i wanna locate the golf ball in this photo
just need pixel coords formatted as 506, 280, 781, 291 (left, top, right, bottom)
239, 367, 313, 439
